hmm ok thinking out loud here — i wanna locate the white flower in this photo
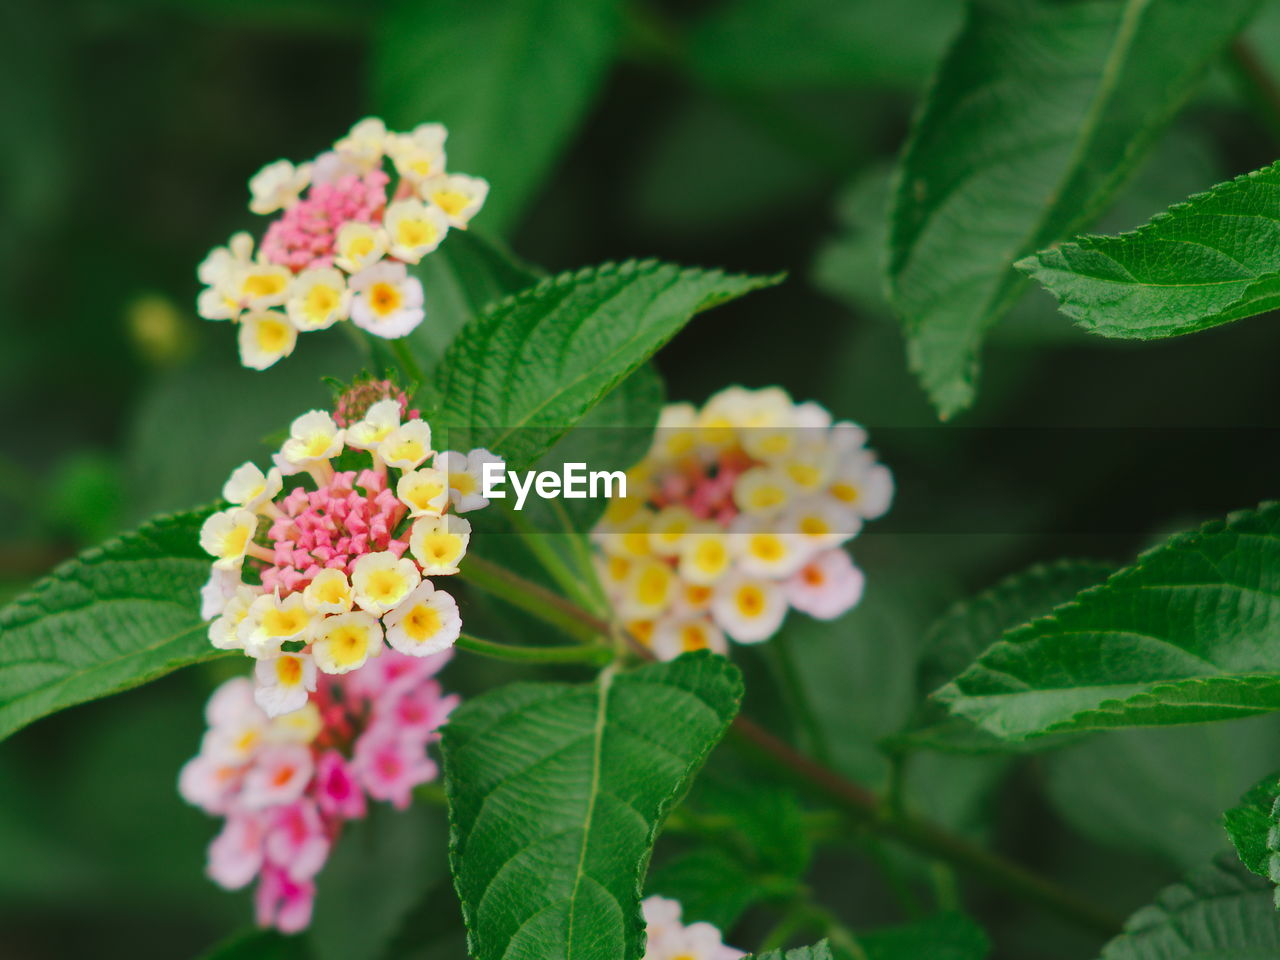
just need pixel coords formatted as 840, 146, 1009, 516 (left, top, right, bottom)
409, 514, 471, 575
618, 558, 676, 620
222, 462, 283, 510
732, 465, 795, 516
248, 159, 312, 215
235, 262, 293, 311
238, 592, 313, 659
710, 572, 787, 644
640, 896, 744, 960
302, 568, 353, 615
786, 549, 864, 621
196, 232, 255, 321
200, 568, 244, 620
829, 451, 894, 520
379, 419, 434, 470
349, 261, 425, 338
350, 551, 422, 616
435, 448, 503, 513
728, 514, 811, 579
199, 508, 259, 569
286, 267, 351, 331
677, 530, 732, 586
648, 505, 698, 557
237, 310, 297, 370
333, 117, 389, 172
311, 149, 363, 185
253, 652, 317, 717
383, 581, 461, 656
420, 174, 488, 228
386, 123, 447, 183
276, 410, 344, 474
345, 398, 402, 451
651, 615, 727, 661
333, 222, 388, 274
650, 402, 699, 462
397, 467, 450, 517
311, 611, 383, 674
782, 495, 860, 550
383, 199, 448, 264
208, 585, 259, 649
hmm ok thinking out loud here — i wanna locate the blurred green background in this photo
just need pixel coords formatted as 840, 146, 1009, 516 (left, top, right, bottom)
6, 0, 1280, 957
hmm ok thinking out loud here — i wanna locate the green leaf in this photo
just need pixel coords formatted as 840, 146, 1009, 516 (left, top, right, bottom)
1045, 717, 1280, 871
442, 652, 743, 960
1224, 770, 1280, 879
689, 0, 963, 93
1017, 159, 1280, 339
887, 0, 1262, 417
410, 231, 540, 380
861, 913, 989, 960
372, 0, 623, 233
0, 509, 223, 742
1098, 858, 1280, 959
433, 260, 779, 469
896, 560, 1109, 755
936, 502, 1280, 740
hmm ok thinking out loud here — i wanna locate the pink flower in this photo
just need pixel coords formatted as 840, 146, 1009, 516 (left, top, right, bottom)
240, 745, 314, 809
378, 682, 458, 743
314, 749, 367, 820
266, 800, 331, 882
260, 171, 388, 272
178, 753, 243, 815
785, 549, 865, 621
255, 863, 316, 934
208, 813, 267, 890
353, 726, 436, 809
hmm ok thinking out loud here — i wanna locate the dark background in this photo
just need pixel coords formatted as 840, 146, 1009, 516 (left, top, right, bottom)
5, 0, 1280, 957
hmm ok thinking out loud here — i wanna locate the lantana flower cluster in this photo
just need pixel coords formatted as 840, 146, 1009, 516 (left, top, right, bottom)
592, 387, 892, 659
196, 117, 488, 369
641, 896, 744, 960
198, 389, 502, 717
179, 653, 456, 932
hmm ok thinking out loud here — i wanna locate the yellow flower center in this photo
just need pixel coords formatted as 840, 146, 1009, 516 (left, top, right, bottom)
370, 281, 403, 317
396, 217, 438, 250
256, 319, 291, 353
275, 656, 303, 686
404, 604, 442, 642
243, 272, 287, 299
433, 190, 469, 217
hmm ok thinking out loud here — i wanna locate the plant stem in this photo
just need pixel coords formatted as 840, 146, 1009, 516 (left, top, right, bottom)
464, 551, 1124, 937
456, 631, 614, 666
459, 553, 608, 644
769, 631, 832, 765
1230, 37, 1280, 144
391, 337, 426, 386
731, 717, 1122, 937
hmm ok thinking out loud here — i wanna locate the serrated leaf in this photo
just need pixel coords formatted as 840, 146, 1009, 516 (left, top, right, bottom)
0, 509, 223, 741
1099, 857, 1280, 959
936, 502, 1280, 740
442, 652, 743, 960
1018, 159, 1280, 339
372, 0, 623, 233
861, 913, 989, 960
902, 560, 1110, 754
887, 0, 1261, 417
433, 260, 779, 469
1224, 770, 1280, 879
410, 231, 540, 378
